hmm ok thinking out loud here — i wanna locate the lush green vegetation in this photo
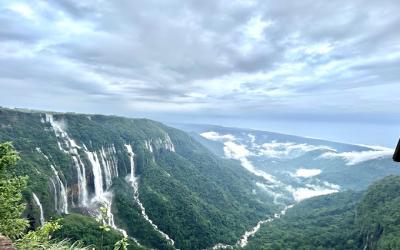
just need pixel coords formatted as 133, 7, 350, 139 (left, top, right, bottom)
113, 179, 173, 250
243, 191, 362, 250
356, 176, 400, 249
0, 142, 87, 249
3, 107, 399, 250
63, 112, 277, 249
15, 220, 88, 250
53, 213, 143, 250
0, 141, 141, 249
244, 176, 400, 250
0, 108, 277, 249
0, 142, 28, 239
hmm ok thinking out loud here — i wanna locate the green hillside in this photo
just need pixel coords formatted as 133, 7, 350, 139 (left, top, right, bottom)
0, 108, 276, 249
244, 176, 400, 250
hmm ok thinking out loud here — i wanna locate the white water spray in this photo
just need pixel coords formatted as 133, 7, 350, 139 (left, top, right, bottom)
163, 134, 175, 152
50, 179, 58, 211
36, 147, 68, 214
71, 156, 89, 206
99, 147, 113, 189
212, 205, 294, 249
32, 193, 45, 226
145, 141, 153, 153
45, 114, 89, 206
85, 150, 104, 200
237, 205, 293, 247
50, 165, 69, 214
44, 115, 129, 239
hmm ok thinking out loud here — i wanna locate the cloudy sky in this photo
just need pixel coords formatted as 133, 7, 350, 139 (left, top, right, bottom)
0, 0, 399, 146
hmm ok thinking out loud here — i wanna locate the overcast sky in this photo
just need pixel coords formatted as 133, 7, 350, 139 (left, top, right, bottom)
0, 0, 399, 146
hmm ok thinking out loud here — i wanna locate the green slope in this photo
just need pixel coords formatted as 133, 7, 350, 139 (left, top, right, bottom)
244, 176, 400, 250
0, 107, 277, 249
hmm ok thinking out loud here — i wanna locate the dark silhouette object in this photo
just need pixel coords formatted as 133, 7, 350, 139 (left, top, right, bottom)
394, 138, 400, 162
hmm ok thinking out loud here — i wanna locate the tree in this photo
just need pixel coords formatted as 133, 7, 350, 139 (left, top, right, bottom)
0, 142, 28, 239
114, 236, 129, 250
15, 220, 89, 250
97, 206, 112, 250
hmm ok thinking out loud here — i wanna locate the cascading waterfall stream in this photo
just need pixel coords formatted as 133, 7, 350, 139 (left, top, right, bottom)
50, 179, 58, 211
124, 144, 175, 247
45, 114, 128, 237
237, 204, 294, 247
212, 205, 294, 249
50, 165, 69, 214
32, 193, 45, 226
71, 156, 89, 206
36, 147, 68, 214
99, 147, 113, 189
46, 114, 89, 206
45, 114, 178, 243
108, 145, 119, 177
82, 145, 129, 237
85, 150, 104, 200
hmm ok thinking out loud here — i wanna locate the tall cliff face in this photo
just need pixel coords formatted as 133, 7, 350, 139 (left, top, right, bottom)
0, 108, 275, 250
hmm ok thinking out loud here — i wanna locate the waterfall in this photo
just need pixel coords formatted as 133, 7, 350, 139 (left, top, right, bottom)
85, 150, 104, 200
32, 193, 45, 226
124, 144, 175, 247
212, 205, 294, 249
164, 134, 175, 152
104, 198, 128, 237
44, 115, 130, 240
110, 145, 119, 177
145, 141, 153, 153
144, 135, 175, 153
124, 144, 135, 183
50, 179, 58, 211
45, 114, 89, 206
50, 165, 68, 214
82, 146, 128, 239
71, 156, 89, 206
99, 147, 113, 189
36, 147, 68, 214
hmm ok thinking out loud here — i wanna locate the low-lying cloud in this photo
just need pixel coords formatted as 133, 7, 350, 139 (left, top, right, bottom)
200, 131, 236, 142
320, 146, 393, 165
286, 184, 340, 202
258, 141, 334, 158
201, 131, 341, 202
201, 131, 277, 183
292, 168, 322, 178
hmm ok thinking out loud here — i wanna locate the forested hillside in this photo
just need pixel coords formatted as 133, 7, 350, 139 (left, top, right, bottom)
1, 107, 399, 250
0, 107, 277, 250
243, 176, 400, 250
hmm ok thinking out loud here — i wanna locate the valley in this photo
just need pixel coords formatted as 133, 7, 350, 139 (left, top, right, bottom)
0, 108, 399, 250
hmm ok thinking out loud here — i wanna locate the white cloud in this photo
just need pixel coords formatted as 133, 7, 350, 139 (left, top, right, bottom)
200, 131, 236, 142
258, 141, 334, 158
319, 146, 393, 165
0, 0, 400, 125
256, 182, 284, 204
286, 183, 340, 202
303, 43, 334, 56
242, 15, 272, 41
223, 139, 277, 183
292, 168, 322, 178
201, 131, 277, 183
201, 131, 343, 203
248, 133, 256, 144
8, 3, 35, 20
224, 141, 250, 158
